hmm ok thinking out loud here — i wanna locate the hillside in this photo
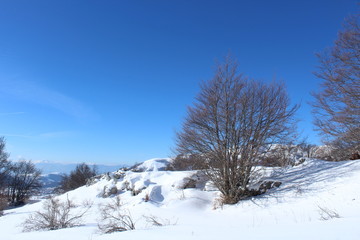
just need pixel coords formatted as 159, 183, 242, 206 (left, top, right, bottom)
130, 158, 172, 171
1, 158, 360, 240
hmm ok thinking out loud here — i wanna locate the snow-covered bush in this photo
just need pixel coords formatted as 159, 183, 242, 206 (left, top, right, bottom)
178, 171, 208, 190
98, 196, 135, 233
100, 181, 118, 198
23, 196, 91, 231
311, 144, 356, 162
129, 162, 143, 172
259, 144, 311, 167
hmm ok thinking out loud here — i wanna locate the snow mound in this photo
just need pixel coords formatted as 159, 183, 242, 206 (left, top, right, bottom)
132, 158, 172, 172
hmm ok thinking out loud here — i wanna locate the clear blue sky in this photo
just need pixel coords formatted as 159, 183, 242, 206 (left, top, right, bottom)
0, 0, 357, 164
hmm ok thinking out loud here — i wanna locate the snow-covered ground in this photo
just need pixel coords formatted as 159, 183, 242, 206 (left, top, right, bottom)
1, 158, 360, 240
131, 158, 172, 172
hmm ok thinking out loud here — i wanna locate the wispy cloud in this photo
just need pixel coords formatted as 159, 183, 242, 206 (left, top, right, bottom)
38, 131, 76, 138
0, 79, 97, 120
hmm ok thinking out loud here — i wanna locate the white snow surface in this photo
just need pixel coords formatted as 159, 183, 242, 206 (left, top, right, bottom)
132, 158, 172, 171
1, 158, 360, 240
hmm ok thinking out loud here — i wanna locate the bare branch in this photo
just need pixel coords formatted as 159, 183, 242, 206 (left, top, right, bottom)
176, 56, 298, 203
312, 14, 360, 160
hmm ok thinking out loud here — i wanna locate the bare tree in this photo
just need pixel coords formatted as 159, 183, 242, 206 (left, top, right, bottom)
176, 57, 298, 204
56, 163, 97, 193
7, 160, 42, 206
312, 14, 360, 160
0, 137, 10, 212
0, 137, 10, 190
0, 194, 6, 216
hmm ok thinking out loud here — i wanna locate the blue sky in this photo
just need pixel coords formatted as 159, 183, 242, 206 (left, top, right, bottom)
0, 0, 357, 164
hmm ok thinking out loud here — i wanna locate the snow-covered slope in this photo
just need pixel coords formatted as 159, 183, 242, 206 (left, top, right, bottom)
1, 158, 360, 240
131, 158, 172, 171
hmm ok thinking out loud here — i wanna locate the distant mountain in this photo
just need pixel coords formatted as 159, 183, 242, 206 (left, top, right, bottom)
35, 161, 127, 192
34, 161, 126, 175
39, 173, 64, 190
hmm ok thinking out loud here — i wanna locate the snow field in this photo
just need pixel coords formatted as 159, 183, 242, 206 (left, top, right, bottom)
1, 158, 360, 240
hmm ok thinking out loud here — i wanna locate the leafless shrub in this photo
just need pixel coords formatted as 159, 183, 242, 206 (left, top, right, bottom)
318, 205, 341, 220
168, 154, 206, 171
82, 199, 94, 208
143, 215, 175, 227
23, 196, 91, 231
143, 193, 150, 202
294, 185, 304, 196
98, 196, 135, 233
101, 185, 118, 198
181, 178, 197, 189
176, 56, 298, 204
312, 14, 360, 160
130, 186, 144, 196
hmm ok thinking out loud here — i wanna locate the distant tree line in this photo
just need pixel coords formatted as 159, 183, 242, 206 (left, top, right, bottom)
55, 162, 97, 193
